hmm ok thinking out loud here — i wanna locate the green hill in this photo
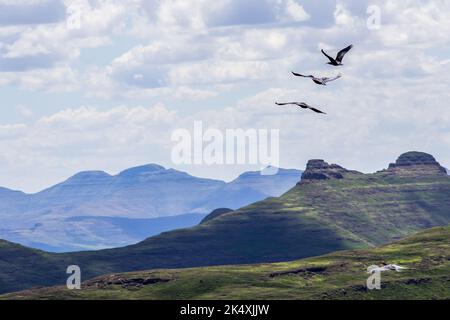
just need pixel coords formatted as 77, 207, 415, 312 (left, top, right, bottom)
3, 225, 450, 300
1, 151, 450, 294
0, 240, 66, 293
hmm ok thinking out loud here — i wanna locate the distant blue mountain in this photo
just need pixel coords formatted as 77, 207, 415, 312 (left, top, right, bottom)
30, 164, 224, 218
195, 168, 302, 211
28, 213, 206, 252
0, 187, 27, 213
0, 164, 302, 252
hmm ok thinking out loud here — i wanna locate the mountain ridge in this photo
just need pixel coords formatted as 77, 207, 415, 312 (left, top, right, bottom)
0, 164, 302, 251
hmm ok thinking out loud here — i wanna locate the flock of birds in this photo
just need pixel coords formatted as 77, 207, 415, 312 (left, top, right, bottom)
275, 47, 409, 276
276, 44, 353, 115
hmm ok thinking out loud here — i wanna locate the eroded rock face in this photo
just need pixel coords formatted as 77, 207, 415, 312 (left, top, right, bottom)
386, 152, 447, 176
300, 160, 358, 182
389, 152, 445, 168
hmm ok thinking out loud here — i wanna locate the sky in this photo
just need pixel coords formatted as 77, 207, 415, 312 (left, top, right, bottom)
0, 0, 450, 193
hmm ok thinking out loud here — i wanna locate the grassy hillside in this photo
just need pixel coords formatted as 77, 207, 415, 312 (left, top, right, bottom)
1, 152, 450, 294
0, 241, 67, 293
4, 226, 449, 300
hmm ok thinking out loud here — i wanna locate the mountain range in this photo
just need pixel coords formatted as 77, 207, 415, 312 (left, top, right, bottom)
0, 165, 301, 252
0, 151, 449, 295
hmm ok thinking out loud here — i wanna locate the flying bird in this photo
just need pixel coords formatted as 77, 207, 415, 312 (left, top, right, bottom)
275, 102, 326, 114
321, 45, 353, 66
292, 72, 342, 85
368, 264, 406, 274
384, 264, 406, 272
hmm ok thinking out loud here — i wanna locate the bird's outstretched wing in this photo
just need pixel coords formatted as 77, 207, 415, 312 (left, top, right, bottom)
276, 102, 303, 107
323, 73, 342, 84
292, 72, 314, 78
393, 265, 406, 271
321, 49, 335, 63
336, 45, 353, 63
309, 107, 327, 114
276, 102, 326, 114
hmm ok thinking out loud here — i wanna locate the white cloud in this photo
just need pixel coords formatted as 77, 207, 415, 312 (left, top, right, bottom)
0, 66, 79, 91
137, 0, 310, 33
1, 0, 449, 94
282, 0, 310, 22
377, 0, 450, 47
0, 0, 126, 73
0, 123, 27, 139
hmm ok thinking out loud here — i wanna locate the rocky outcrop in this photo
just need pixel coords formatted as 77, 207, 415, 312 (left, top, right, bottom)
384, 152, 447, 176
84, 274, 171, 290
269, 266, 327, 278
300, 160, 360, 182
389, 152, 443, 168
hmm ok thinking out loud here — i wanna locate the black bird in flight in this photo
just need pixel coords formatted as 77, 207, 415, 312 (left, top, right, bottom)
275, 102, 326, 114
291, 72, 342, 85
321, 45, 353, 66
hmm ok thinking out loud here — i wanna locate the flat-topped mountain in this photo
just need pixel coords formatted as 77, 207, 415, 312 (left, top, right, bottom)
384, 151, 447, 176
0, 151, 449, 294
391, 151, 444, 167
